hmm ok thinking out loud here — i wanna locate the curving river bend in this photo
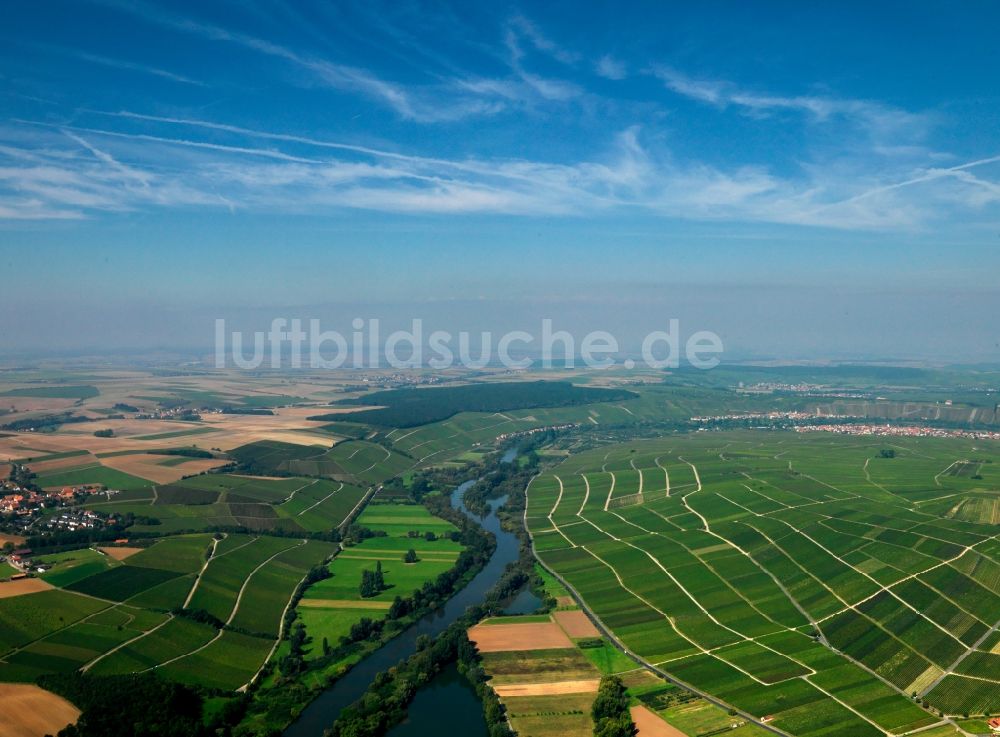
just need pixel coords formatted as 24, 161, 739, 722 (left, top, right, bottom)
285, 453, 527, 737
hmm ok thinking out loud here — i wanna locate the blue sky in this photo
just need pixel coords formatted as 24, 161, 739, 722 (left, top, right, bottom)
2, 1, 1000, 359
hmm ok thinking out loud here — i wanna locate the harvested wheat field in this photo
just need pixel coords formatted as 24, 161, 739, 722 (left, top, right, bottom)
230, 429, 332, 446
493, 679, 600, 697
553, 609, 600, 638
96, 419, 207, 438
99, 454, 228, 484
0, 437, 58, 461
166, 457, 232, 474
0, 578, 53, 598
0, 397, 78, 413
0, 429, 211, 457
630, 705, 687, 737
468, 621, 574, 652
16, 453, 98, 474
97, 546, 143, 561
1, 415, 329, 461
205, 406, 334, 429
0, 533, 26, 547
0, 683, 80, 737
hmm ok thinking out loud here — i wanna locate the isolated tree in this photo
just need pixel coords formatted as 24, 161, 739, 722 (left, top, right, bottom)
590, 675, 636, 737
360, 564, 385, 598
591, 675, 629, 722
404, 548, 419, 563
593, 713, 637, 737
359, 569, 377, 598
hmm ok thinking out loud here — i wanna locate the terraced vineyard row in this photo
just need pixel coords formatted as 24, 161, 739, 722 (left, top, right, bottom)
526, 431, 1000, 737
0, 533, 336, 690
83, 473, 369, 534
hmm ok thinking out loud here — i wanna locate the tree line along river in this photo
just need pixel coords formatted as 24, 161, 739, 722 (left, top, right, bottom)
285, 448, 533, 737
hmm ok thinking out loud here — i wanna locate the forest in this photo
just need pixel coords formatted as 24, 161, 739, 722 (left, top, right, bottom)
312, 381, 636, 427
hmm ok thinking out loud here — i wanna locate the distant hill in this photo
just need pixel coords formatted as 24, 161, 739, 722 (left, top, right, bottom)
309, 380, 637, 428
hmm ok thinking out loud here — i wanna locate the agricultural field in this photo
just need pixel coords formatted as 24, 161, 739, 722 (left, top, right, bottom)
0, 531, 336, 690
355, 501, 459, 537
0, 385, 99, 400
0, 372, 383, 491
526, 431, 1000, 736
81, 473, 368, 534
1, 368, 745, 490
374, 381, 751, 467
629, 673, 774, 737
297, 503, 463, 649
469, 613, 602, 737
1, 369, 566, 711
469, 611, 731, 737
0, 682, 82, 736
35, 464, 153, 491
37, 547, 120, 587
227, 438, 414, 486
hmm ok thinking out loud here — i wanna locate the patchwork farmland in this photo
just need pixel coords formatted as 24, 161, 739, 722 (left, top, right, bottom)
470, 612, 603, 737
469, 589, 775, 737
526, 431, 1000, 737
0, 532, 336, 690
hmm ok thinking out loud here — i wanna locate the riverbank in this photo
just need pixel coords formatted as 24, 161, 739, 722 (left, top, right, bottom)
322, 445, 549, 737
232, 482, 496, 736
281, 479, 521, 736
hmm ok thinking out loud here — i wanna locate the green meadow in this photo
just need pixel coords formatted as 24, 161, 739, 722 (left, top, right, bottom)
296, 503, 464, 666
35, 465, 152, 491
355, 502, 458, 537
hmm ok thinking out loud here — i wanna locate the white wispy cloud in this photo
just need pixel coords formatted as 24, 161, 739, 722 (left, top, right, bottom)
4, 5, 998, 231
3, 114, 996, 229
499, 14, 583, 102
89, 1, 582, 120
183, 21, 494, 122
811, 153, 1000, 214
595, 55, 627, 80
35, 122, 325, 164
64, 48, 204, 86
84, 0, 503, 122
61, 130, 152, 186
505, 15, 581, 66
651, 66, 930, 140
0, 120, 719, 218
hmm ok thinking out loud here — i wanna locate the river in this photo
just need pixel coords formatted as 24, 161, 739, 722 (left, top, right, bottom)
285, 455, 527, 737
